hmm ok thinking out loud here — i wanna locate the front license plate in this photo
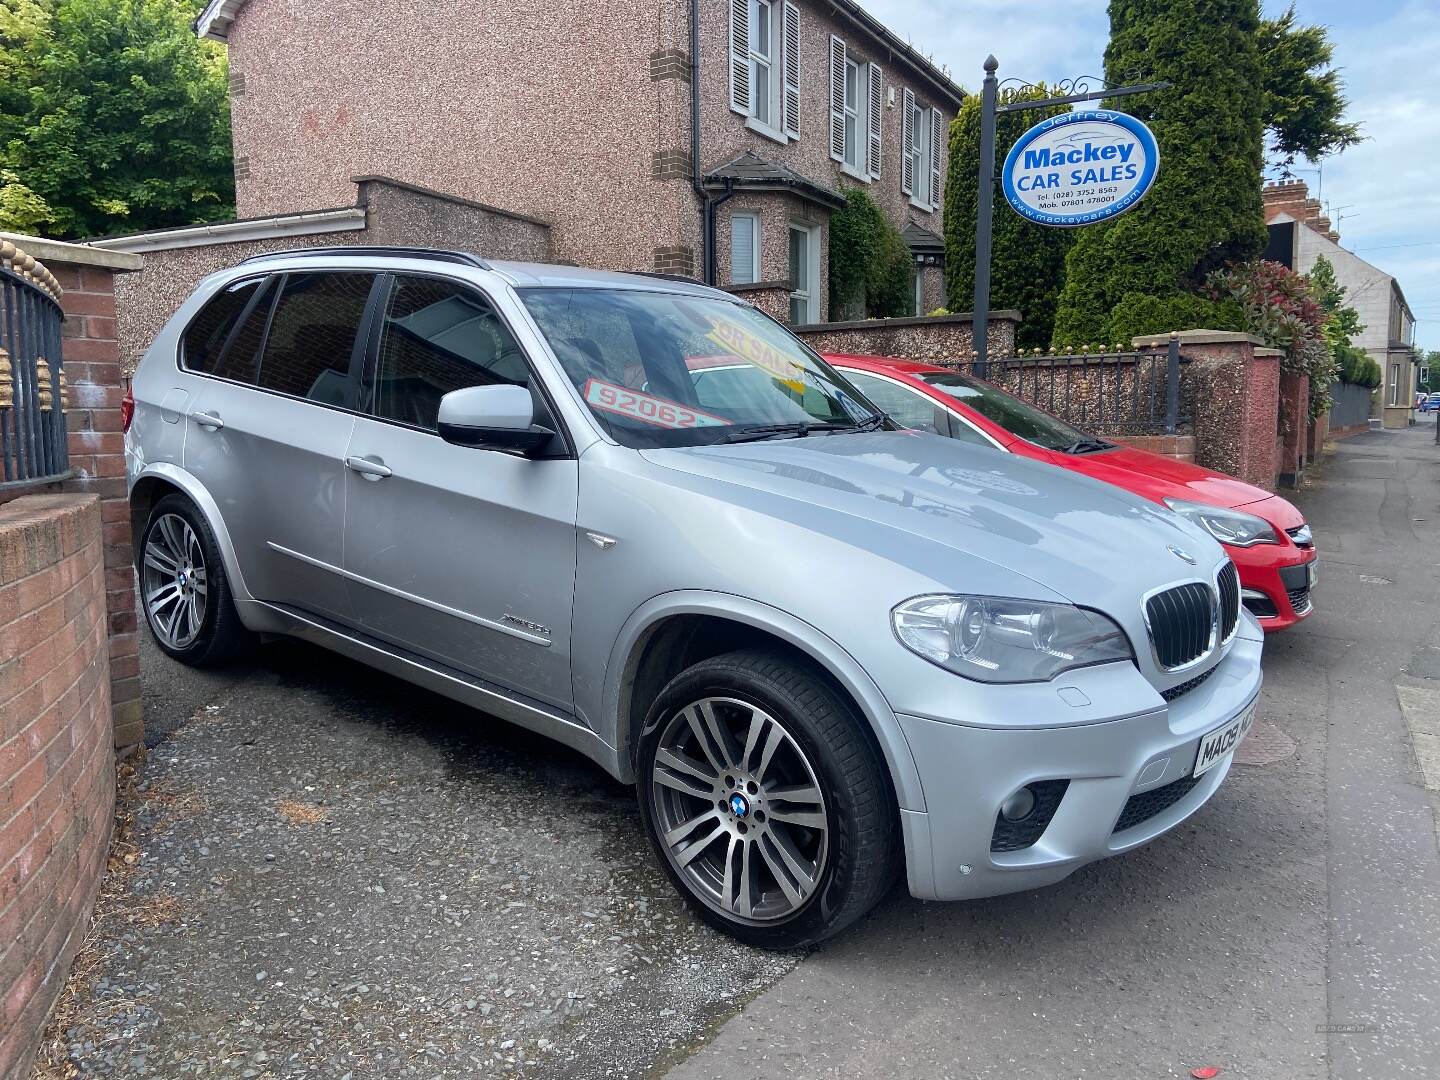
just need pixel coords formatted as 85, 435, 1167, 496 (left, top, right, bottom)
1192, 704, 1256, 778
1307, 558, 1318, 589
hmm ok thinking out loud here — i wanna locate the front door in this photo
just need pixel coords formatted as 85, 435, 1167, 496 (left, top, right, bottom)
183, 270, 376, 623
341, 273, 578, 711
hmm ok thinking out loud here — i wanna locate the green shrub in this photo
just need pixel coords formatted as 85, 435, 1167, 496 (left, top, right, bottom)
828, 189, 913, 319
1105, 292, 1244, 345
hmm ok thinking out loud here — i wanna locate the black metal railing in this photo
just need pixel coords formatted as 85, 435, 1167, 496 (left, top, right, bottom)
0, 240, 68, 487
957, 334, 1189, 436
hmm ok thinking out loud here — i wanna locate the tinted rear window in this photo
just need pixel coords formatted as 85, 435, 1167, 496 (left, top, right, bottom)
182, 278, 264, 374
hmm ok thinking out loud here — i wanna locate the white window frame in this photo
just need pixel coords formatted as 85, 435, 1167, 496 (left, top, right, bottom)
838, 56, 871, 182
738, 0, 789, 144
1389, 363, 1401, 406
909, 100, 932, 210
730, 212, 761, 285
913, 267, 924, 316
788, 223, 820, 326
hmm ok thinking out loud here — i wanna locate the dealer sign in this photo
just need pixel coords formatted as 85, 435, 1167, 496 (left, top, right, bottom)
1001, 109, 1159, 228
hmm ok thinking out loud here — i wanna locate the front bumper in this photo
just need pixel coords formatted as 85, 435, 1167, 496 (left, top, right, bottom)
896, 627, 1263, 901
1232, 543, 1316, 631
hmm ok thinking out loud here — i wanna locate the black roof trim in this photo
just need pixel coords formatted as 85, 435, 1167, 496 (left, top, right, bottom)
239, 245, 490, 269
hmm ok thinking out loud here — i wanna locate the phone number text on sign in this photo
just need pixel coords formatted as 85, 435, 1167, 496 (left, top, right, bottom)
582, 379, 732, 430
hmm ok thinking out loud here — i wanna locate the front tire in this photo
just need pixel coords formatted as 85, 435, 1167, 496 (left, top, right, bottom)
138, 494, 252, 667
637, 648, 899, 949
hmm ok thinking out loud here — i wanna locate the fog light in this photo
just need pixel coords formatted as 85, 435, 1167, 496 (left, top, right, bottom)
1000, 786, 1037, 822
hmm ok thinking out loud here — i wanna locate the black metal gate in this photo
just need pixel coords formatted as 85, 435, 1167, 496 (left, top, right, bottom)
0, 240, 68, 488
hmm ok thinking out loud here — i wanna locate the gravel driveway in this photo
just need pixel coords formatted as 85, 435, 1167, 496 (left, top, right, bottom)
43, 636, 796, 1078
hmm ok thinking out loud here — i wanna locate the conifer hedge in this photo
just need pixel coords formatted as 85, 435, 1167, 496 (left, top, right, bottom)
1051, 0, 1269, 346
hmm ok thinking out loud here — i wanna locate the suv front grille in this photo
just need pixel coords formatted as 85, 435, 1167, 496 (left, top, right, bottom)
1160, 663, 1217, 702
1217, 561, 1240, 642
1112, 773, 1202, 834
1145, 582, 1216, 670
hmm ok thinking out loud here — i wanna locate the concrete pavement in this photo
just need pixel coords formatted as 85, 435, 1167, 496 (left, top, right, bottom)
665, 421, 1440, 1080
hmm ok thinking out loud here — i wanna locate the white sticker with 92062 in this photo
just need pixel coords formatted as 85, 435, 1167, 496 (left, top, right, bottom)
1192, 703, 1256, 778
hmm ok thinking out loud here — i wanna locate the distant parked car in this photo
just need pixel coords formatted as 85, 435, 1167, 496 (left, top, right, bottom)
1420, 392, 1440, 413
827, 354, 1318, 631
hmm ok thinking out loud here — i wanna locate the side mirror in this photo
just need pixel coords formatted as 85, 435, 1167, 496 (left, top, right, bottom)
436, 384, 555, 455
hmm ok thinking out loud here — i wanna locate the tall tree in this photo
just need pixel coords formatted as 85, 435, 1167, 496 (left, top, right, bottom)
944, 85, 1075, 350
1051, 0, 1268, 346
0, 0, 233, 239
1259, 5, 1362, 169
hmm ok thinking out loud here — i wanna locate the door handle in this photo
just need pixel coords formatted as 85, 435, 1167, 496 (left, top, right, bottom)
345, 455, 392, 480
190, 410, 224, 431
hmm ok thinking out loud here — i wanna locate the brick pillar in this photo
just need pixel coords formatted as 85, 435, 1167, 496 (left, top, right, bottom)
1278, 371, 1310, 489
1133, 331, 1282, 491
4, 235, 145, 750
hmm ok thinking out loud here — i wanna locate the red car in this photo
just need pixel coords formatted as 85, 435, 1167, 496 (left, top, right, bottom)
827, 354, 1317, 631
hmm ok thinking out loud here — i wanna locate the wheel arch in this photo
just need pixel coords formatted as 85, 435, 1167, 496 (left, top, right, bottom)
130, 463, 253, 602
605, 592, 925, 813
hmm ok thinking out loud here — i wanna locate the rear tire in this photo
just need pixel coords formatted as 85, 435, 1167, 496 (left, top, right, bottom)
637, 648, 899, 949
138, 494, 252, 667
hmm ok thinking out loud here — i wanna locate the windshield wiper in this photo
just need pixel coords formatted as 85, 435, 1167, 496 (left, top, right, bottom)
1059, 437, 1113, 455
718, 422, 812, 443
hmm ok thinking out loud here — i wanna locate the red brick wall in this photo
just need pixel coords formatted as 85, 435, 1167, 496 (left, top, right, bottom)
51, 261, 142, 750
1278, 372, 1310, 488
0, 493, 115, 1080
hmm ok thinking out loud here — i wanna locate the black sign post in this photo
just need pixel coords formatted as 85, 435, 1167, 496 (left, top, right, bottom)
971, 56, 1170, 376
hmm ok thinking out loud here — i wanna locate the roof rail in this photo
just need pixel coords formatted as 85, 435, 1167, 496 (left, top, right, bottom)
239, 246, 490, 269
628, 270, 709, 287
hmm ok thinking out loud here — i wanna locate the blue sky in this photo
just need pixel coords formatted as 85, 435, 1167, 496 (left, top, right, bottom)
862, 0, 1436, 352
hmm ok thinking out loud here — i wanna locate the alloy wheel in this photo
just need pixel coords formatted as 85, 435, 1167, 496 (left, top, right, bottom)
650, 696, 830, 923
142, 513, 208, 650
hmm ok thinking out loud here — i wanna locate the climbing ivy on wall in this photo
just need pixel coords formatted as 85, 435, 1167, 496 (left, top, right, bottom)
828, 189, 912, 320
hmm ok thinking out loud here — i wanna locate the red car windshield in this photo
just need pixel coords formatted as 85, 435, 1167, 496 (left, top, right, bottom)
919, 371, 1105, 453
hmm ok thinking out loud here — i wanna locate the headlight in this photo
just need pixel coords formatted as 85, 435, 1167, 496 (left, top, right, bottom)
891, 595, 1134, 684
1163, 498, 1278, 547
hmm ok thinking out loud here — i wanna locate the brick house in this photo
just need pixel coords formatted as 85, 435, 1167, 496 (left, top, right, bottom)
186, 0, 962, 325
1263, 179, 1419, 429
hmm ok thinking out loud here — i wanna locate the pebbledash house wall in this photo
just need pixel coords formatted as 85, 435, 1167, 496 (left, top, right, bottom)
98, 175, 551, 373
214, 0, 955, 318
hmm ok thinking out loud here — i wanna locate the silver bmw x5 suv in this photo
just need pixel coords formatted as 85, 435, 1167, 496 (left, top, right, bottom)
126, 247, 1263, 948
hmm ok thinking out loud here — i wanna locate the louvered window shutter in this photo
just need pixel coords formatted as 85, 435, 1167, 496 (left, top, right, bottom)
929, 106, 944, 209
782, 2, 800, 139
867, 63, 883, 178
901, 87, 915, 195
828, 36, 846, 162
729, 0, 751, 116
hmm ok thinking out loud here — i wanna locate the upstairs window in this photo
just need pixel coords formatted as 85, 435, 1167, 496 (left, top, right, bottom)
730, 0, 799, 141
829, 38, 882, 180
902, 90, 943, 211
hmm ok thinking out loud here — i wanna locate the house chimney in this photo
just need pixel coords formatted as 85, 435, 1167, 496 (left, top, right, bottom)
1262, 179, 1340, 242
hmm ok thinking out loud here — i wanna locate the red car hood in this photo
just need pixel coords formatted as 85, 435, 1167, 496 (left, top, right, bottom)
1065, 445, 1281, 513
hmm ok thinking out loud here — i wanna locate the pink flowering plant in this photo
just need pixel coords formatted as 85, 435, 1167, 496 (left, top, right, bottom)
1206, 260, 1339, 418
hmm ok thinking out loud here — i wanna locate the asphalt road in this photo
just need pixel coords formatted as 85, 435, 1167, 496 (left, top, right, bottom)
55, 422, 1440, 1079
667, 421, 1440, 1080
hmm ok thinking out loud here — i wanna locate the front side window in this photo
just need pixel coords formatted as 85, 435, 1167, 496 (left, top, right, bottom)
921, 371, 1095, 451
255, 272, 374, 406
369, 275, 529, 431
841, 369, 993, 444
519, 288, 877, 449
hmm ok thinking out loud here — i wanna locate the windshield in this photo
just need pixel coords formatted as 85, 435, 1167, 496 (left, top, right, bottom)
520, 288, 879, 448
919, 371, 1105, 452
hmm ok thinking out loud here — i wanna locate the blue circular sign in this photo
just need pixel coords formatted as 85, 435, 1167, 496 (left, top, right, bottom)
1001, 110, 1159, 228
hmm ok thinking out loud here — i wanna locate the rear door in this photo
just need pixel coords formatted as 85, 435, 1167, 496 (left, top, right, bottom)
183, 270, 378, 623
340, 273, 579, 711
